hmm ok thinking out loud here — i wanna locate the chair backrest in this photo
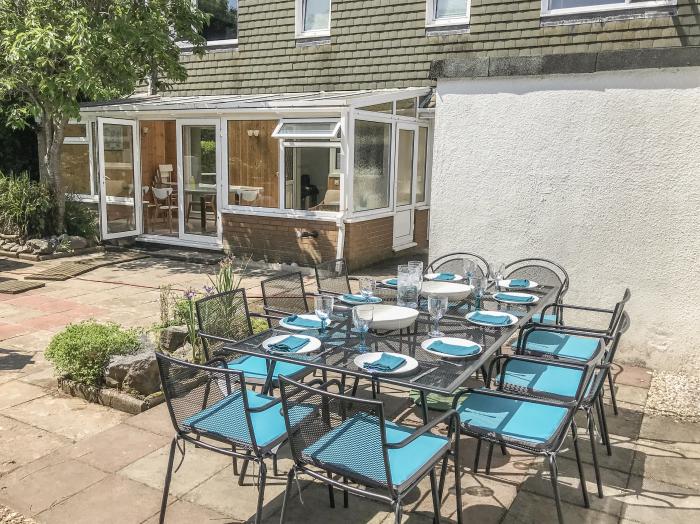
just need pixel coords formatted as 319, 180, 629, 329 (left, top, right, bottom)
196, 289, 254, 361
279, 376, 394, 492
155, 352, 257, 447
426, 252, 489, 278
152, 186, 172, 202
158, 164, 175, 184
607, 288, 631, 336
585, 311, 631, 402
314, 258, 352, 295
322, 189, 341, 205
505, 258, 569, 303
260, 272, 310, 320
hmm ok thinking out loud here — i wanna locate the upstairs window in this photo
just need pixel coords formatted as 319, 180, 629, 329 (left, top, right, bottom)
296, 0, 331, 38
199, 0, 238, 45
543, 0, 673, 16
426, 0, 469, 27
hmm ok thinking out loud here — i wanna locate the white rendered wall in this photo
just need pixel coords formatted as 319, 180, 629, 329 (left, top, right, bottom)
431, 67, 700, 372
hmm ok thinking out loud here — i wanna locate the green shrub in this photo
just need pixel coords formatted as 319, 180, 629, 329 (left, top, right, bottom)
46, 321, 141, 386
0, 171, 56, 238
64, 199, 99, 242
251, 317, 269, 334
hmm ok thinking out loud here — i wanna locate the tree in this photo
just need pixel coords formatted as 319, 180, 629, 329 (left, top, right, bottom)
0, 0, 206, 228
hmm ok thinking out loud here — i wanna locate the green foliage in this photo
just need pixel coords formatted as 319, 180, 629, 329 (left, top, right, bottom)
46, 321, 141, 386
0, 171, 56, 238
64, 199, 98, 241
251, 317, 269, 335
207, 254, 249, 294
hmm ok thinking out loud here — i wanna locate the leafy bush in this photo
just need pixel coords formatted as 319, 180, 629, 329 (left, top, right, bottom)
46, 321, 141, 386
64, 199, 99, 241
0, 171, 56, 238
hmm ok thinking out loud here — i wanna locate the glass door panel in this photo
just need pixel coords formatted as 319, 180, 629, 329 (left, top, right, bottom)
182, 124, 218, 238
393, 125, 417, 248
98, 118, 140, 239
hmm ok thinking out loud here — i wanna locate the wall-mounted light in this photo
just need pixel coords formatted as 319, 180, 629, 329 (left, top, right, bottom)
142, 127, 150, 134
247, 129, 260, 137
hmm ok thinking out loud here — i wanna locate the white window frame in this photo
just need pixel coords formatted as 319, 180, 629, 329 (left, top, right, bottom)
295, 0, 331, 39
63, 120, 98, 201
541, 0, 676, 17
425, 0, 470, 28
271, 118, 341, 140
193, 0, 239, 48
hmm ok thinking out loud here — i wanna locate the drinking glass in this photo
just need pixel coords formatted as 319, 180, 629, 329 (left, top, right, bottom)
352, 305, 374, 352
397, 264, 419, 308
359, 277, 376, 299
490, 262, 505, 290
408, 260, 424, 276
427, 295, 448, 337
314, 295, 334, 338
463, 259, 477, 280
470, 275, 488, 311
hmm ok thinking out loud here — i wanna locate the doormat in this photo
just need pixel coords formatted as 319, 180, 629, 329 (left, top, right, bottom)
25, 253, 150, 281
0, 278, 45, 294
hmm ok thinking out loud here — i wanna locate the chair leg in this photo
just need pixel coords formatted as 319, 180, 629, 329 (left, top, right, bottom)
454, 444, 463, 524
548, 454, 564, 524
232, 445, 238, 476
438, 455, 449, 501
571, 423, 590, 508
238, 451, 252, 485
328, 482, 335, 508
587, 409, 604, 498
273, 454, 279, 476
254, 461, 267, 524
485, 442, 494, 475
280, 469, 295, 524
607, 372, 619, 416
500, 444, 508, 456
351, 377, 360, 397
343, 476, 349, 508
394, 501, 403, 524
473, 438, 481, 473
159, 438, 178, 524
429, 469, 441, 524
596, 396, 613, 456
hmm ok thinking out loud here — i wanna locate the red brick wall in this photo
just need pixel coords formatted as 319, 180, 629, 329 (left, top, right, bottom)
414, 208, 429, 249
222, 213, 338, 266
343, 216, 395, 271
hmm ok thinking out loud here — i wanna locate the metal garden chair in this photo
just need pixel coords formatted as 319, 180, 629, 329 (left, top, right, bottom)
314, 258, 359, 296
453, 361, 593, 524
260, 271, 314, 325
504, 258, 570, 325
425, 251, 489, 278
196, 288, 311, 392
278, 376, 463, 524
155, 352, 301, 524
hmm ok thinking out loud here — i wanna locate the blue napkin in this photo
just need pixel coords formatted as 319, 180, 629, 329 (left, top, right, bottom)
508, 279, 531, 288
434, 273, 456, 281
385, 278, 398, 286
342, 293, 381, 304
468, 311, 512, 325
270, 335, 309, 352
495, 293, 535, 303
284, 315, 323, 328
428, 340, 480, 357
363, 353, 406, 372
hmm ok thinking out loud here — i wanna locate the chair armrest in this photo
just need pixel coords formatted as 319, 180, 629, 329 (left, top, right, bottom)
247, 396, 283, 412
262, 306, 293, 318
461, 387, 578, 410
494, 355, 589, 391
204, 357, 229, 369
385, 409, 460, 449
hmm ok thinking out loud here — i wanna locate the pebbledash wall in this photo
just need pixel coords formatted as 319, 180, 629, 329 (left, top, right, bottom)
429, 63, 700, 372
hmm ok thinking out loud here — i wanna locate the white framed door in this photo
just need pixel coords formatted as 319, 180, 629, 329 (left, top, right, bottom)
97, 117, 141, 240
392, 123, 418, 249
176, 118, 223, 245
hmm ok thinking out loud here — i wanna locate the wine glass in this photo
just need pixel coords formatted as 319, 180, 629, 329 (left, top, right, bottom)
314, 295, 334, 339
463, 259, 477, 280
470, 275, 488, 311
359, 277, 376, 300
427, 295, 448, 337
352, 305, 374, 352
491, 262, 505, 290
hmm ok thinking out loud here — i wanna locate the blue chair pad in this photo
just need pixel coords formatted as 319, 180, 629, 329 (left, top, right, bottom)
457, 390, 569, 448
499, 360, 585, 400
521, 330, 600, 361
535, 313, 558, 325
184, 390, 287, 448
302, 413, 448, 488
227, 355, 308, 381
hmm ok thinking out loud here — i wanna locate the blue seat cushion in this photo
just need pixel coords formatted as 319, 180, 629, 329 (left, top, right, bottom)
184, 390, 287, 448
302, 413, 448, 488
520, 330, 600, 361
227, 355, 308, 382
499, 360, 586, 400
457, 390, 569, 448
535, 313, 558, 325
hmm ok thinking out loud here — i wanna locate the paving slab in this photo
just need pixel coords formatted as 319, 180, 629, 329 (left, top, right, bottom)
122, 403, 173, 437
0, 415, 71, 476
0, 381, 47, 411
502, 490, 618, 524
142, 498, 236, 524
620, 474, 700, 523
639, 414, 700, 443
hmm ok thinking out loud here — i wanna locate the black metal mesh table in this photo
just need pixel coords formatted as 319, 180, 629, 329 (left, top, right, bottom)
208, 283, 559, 397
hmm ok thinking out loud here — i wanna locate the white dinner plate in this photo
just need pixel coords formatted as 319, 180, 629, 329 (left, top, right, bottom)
421, 337, 483, 360
424, 273, 464, 282
367, 304, 419, 331
353, 352, 419, 375
465, 310, 518, 327
420, 281, 473, 300
497, 279, 539, 290
492, 292, 539, 305
381, 278, 398, 288
262, 334, 321, 354
279, 314, 330, 331
339, 294, 383, 305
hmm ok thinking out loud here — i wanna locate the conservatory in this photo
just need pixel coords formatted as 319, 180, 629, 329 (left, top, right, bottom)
69, 88, 433, 268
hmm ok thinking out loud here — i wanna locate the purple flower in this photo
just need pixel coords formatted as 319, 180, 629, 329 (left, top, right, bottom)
184, 289, 197, 300
203, 285, 215, 295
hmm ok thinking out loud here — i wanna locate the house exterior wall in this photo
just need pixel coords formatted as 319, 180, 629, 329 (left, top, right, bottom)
344, 217, 395, 270
414, 208, 430, 249
172, 0, 699, 95
430, 66, 700, 372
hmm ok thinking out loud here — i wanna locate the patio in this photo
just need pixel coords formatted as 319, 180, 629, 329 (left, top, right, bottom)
0, 255, 698, 523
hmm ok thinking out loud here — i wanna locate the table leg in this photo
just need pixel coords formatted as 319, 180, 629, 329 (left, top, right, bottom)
200, 196, 206, 232
419, 390, 429, 424
263, 361, 277, 395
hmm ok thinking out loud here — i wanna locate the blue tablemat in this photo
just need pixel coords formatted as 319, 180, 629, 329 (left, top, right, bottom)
468, 311, 512, 325
270, 335, 309, 352
494, 293, 535, 304
508, 279, 531, 288
428, 340, 480, 357
342, 294, 382, 304
284, 315, 323, 328
363, 353, 406, 372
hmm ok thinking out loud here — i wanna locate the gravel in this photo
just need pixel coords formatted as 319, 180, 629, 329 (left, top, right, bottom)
645, 371, 700, 422
0, 505, 34, 524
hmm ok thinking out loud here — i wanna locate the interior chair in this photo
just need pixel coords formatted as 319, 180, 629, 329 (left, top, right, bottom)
300, 174, 319, 208
310, 189, 340, 211
156, 164, 176, 187
151, 187, 178, 234
453, 361, 593, 524
504, 258, 570, 324
185, 194, 217, 227
195, 288, 311, 392
141, 186, 156, 233
279, 376, 463, 524
426, 252, 490, 279
155, 352, 305, 524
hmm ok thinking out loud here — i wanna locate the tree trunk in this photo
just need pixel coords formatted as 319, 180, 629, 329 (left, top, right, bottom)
37, 112, 68, 232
